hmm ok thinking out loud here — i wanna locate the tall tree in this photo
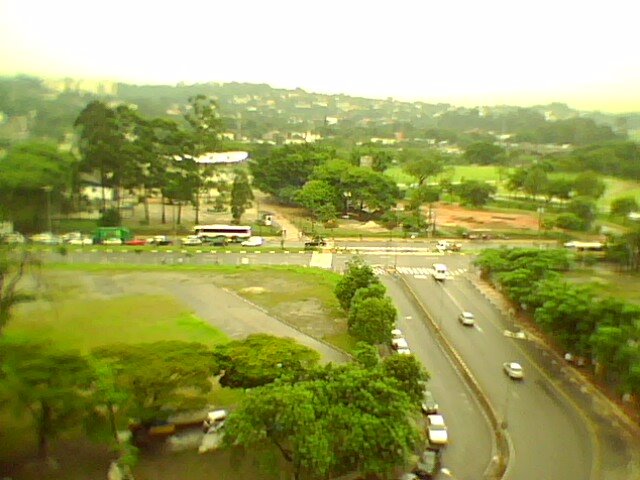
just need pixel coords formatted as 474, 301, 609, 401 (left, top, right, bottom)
401, 149, 445, 185
183, 95, 222, 224
74, 101, 124, 212
213, 334, 320, 388
0, 141, 77, 231
334, 257, 380, 311
0, 246, 35, 335
0, 340, 95, 459
348, 296, 396, 345
230, 169, 254, 223
91, 341, 216, 424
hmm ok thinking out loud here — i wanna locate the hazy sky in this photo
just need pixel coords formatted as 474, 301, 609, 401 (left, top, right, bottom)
1, 0, 638, 112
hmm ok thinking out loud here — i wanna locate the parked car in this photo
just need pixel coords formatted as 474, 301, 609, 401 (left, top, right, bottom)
102, 237, 123, 245
458, 311, 475, 326
503, 362, 524, 380
31, 232, 62, 245
241, 236, 264, 247
1, 232, 26, 244
413, 448, 440, 478
391, 328, 403, 339
125, 237, 146, 246
392, 337, 409, 351
304, 236, 326, 248
68, 235, 94, 245
426, 414, 448, 446
181, 235, 203, 246
202, 409, 228, 434
146, 235, 172, 246
202, 235, 228, 246
421, 390, 438, 415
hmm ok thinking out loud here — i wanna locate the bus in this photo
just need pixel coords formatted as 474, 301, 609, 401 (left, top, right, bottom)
193, 224, 252, 243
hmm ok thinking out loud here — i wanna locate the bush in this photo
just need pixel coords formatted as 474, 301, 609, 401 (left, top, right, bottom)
98, 208, 121, 227
554, 213, 585, 231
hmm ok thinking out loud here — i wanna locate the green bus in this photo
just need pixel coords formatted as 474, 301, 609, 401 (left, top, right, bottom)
93, 227, 133, 245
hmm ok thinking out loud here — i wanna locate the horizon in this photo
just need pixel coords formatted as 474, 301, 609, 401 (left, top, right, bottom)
1, 0, 639, 115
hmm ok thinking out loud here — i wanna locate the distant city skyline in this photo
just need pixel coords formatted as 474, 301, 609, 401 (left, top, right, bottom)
1, 0, 638, 113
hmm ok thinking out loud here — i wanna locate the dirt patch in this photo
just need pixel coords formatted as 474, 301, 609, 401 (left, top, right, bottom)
432, 203, 539, 230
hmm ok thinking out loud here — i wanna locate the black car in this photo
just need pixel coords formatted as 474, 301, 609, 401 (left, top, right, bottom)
304, 236, 326, 248
413, 448, 440, 478
421, 390, 439, 415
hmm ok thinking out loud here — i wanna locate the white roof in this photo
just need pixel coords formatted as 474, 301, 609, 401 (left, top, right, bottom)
392, 338, 409, 349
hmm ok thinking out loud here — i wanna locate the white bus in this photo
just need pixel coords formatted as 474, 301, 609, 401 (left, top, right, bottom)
193, 224, 252, 242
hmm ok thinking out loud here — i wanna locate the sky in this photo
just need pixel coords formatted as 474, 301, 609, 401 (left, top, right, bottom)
1, 0, 639, 113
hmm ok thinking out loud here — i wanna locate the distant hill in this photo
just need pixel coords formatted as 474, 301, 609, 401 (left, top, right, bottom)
0, 74, 637, 146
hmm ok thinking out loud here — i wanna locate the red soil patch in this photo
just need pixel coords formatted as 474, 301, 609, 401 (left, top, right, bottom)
433, 203, 539, 231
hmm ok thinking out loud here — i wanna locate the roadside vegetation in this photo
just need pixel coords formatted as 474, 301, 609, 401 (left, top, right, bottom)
475, 248, 640, 415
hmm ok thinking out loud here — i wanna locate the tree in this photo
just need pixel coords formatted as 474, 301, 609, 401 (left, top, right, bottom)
463, 142, 505, 165
224, 363, 419, 479
0, 246, 36, 334
91, 341, 216, 424
401, 149, 445, 185
230, 169, 254, 223
296, 180, 340, 219
250, 144, 333, 203
348, 296, 396, 345
74, 101, 125, 212
334, 258, 380, 311
523, 166, 548, 199
573, 171, 606, 199
0, 141, 77, 231
610, 196, 638, 218
0, 340, 95, 459
544, 178, 573, 203
183, 95, 222, 224
352, 341, 380, 368
455, 180, 496, 207
567, 196, 597, 228
382, 354, 430, 404
213, 334, 320, 388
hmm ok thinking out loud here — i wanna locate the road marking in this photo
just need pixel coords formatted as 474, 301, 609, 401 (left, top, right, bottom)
475, 325, 484, 333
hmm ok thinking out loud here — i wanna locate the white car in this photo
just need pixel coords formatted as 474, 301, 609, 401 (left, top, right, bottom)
426, 414, 448, 446
181, 235, 203, 246
458, 311, 475, 326
202, 409, 228, 434
391, 328, 403, 339
503, 362, 524, 380
397, 348, 412, 355
31, 232, 62, 245
392, 337, 409, 351
102, 237, 123, 245
241, 236, 264, 247
68, 236, 93, 245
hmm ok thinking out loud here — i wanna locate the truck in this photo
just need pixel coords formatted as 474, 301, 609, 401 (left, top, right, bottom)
93, 227, 133, 245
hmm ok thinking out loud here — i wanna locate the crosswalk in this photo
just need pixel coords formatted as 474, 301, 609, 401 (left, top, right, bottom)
371, 265, 468, 278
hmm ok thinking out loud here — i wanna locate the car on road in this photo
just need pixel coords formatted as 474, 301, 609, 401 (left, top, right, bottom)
181, 235, 203, 246
304, 235, 326, 248
413, 448, 440, 478
397, 348, 412, 355
125, 237, 146, 246
421, 390, 438, 415
241, 236, 264, 247
426, 414, 448, 446
1, 232, 26, 244
432, 263, 447, 281
68, 235, 94, 245
503, 362, 524, 380
146, 235, 172, 246
202, 235, 228, 246
102, 237, 123, 245
458, 311, 475, 326
392, 337, 409, 351
31, 232, 62, 245
391, 328, 403, 339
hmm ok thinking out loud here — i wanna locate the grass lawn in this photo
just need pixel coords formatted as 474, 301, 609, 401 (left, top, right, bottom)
564, 265, 640, 306
6, 295, 229, 353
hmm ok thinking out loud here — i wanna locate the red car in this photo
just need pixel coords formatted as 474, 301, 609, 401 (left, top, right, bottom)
125, 238, 146, 246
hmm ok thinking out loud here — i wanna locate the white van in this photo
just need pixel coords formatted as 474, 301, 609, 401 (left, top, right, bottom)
432, 263, 447, 281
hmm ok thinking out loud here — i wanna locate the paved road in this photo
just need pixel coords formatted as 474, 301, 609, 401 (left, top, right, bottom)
381, 276, 494, 480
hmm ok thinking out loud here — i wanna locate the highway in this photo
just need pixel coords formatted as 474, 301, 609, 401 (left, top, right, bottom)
381, 276, 494, 479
